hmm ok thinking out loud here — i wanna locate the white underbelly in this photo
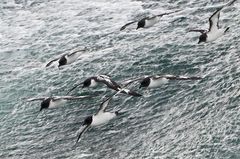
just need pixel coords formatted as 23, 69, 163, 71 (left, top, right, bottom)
207, 29, 225, 42
49, 99, 66, 108
89, 79, 98, 87
149, 78, 169, 88
144, 17, 159, 28
66, 53, 80, 64
92, 113, 116, 126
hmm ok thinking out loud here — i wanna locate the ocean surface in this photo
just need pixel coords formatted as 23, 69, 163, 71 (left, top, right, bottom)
0, 0, 240, 158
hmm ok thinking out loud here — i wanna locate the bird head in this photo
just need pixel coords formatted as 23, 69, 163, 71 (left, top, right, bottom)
136, 19, 145, 30
139, 77, 150, 88
40, 98, 51, 111
198, 33, 207, 44
82, 78, 92, 88
58, 56, 67, 68
83, 116, 92, 126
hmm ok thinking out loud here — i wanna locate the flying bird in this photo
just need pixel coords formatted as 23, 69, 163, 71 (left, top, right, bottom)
189, 0, 237, 44
122, 75, 202, 89
120, 10, 180, 31
26, 95, 93, 111
76, 93, 121, 143
67, 74, 142, 97
46, 48, 86, 68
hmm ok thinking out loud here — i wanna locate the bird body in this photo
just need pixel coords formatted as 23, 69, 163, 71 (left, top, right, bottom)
67, 75, 142, 97
122, 75, 202, 89
147, 76, 169, 88
137, 16, 160, 29
207, 28, 227, 42
76, 93, 119, 143
189, 0, 236, 43
91, 112, 117, 126
26, 95, 93, 111
139, 75, 202, 88
47, 98, 65, 109
46, 49, 86, 68
120, 10, 180, 30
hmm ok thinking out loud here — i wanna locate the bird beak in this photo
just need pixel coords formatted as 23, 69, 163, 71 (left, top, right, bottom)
198, 40, 202, 44
139, 85, 142, 89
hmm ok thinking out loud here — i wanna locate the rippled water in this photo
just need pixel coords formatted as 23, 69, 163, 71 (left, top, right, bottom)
1, 0, 240, 158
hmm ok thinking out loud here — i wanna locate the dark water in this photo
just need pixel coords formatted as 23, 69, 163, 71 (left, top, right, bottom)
0, 0, 240, 158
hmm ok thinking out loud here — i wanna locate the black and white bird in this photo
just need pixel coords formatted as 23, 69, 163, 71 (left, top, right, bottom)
122, 75, 202, 89
46, 49, 86, 68
76, 93, 120, 143
26, 95, 93, 111
189, 0, 237, 44
120, 10, 179, 31
67, 74, 142, 97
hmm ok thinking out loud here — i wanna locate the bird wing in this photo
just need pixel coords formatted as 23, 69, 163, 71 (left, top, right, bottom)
209, 0, 237, 32
119, 88, 142, 97
209, 8, 222, 32
104, 79, 121, 91
121, 77, 146, 87
156, 10, 181, 17
96, 93, 116, 115
26, 97, 46, 102
98, 74, 111, 79
68, 48, 87, 57
120, 21, 138, 31
53, 95, 93, 100
68, 51, 80, 57
159, 75, 202, 80
45, 58, 59, 67
96, 75, 120, 91
66, 82, 84, 95
76, 125, 90, 143
189, 29, 207, 34
149, 75, 166, 79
